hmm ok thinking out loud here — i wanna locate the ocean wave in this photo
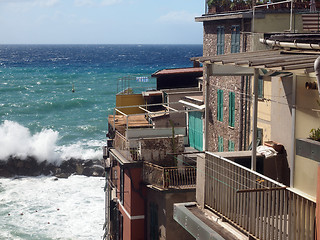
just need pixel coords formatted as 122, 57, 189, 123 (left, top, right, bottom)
0, 121, 103, 165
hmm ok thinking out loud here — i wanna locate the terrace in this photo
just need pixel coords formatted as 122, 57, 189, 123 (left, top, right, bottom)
174, 152, 316, 240
205, 0, 317, 15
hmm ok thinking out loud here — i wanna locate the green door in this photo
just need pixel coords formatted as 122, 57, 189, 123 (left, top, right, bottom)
188, 111, 203, 151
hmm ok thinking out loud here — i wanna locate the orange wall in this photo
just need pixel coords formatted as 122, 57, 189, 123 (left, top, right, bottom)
117, 166, 145, 240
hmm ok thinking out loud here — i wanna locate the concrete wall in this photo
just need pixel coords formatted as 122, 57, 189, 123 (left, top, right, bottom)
254, 13, 303, 33
294, 75, 320, 198
146, 189, 195, 240
196, 154, 206, 208
127, 127, 186, 139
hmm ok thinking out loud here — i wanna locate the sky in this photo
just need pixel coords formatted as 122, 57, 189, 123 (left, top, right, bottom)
0, 0, 204, 44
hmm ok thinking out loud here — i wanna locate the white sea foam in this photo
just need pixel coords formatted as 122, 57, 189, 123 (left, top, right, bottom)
0, 121, 103, 164
0, 175, 105, 240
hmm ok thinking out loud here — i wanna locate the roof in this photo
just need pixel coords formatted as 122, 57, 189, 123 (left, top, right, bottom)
179, 94, 205, 110
152, 67, 203, 77
192, 50, 320, 74
108, 114, 152, 129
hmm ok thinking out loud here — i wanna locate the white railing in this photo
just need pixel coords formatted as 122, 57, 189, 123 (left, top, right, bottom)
205, 152, 316, 240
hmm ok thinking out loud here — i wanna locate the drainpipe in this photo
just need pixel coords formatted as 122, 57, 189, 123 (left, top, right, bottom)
290, 74, 297, 188
314, 56, 320, 95
251, 68, 259, 171
260, 39, 320, 50
204, 64, 210, 151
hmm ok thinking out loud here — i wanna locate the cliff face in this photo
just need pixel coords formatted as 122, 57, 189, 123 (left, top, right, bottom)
0, 157, 105, 178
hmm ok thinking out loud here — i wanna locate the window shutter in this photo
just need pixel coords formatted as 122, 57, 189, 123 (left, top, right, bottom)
218, 136, 224, 152
217, 90, 223, 122
228, 140, 235, 151
229, 92, 235, 127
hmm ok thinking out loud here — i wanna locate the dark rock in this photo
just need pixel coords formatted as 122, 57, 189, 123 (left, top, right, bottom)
55, 173, 71, 179
0, 156, 105, 178
83, 159, 93, 167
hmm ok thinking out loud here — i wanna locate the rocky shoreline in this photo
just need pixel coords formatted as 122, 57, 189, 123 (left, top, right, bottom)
0, 157, 105, 178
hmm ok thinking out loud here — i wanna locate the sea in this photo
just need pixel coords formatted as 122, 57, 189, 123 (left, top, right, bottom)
0, 44, 203, 239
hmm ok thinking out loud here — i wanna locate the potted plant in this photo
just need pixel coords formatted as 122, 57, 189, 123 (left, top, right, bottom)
207, 0, 217, 13
309, 128, 320, 141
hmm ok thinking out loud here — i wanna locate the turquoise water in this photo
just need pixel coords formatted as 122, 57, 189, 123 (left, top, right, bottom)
0, 44, 203, 164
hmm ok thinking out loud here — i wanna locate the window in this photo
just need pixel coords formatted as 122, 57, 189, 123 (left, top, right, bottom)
217, 26, 225, 55
150, 202, 158, 240
119, 213, 123, 240
258, 76, 264, 98
231, 25, 240, 53
257, 128, 263, 146
217, 89, 223, 122
228, 140, 235, 151
218, 136, 224, 152
229, 92, 235, 127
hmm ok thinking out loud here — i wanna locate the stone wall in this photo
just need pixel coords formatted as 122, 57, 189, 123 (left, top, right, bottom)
203, 19, 252, 57
139, 135, 184, 166
202, 18, 252, 152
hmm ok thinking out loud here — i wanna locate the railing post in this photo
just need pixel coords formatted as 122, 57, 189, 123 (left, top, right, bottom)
162, 168, 165, 189
251, 68, 259, 171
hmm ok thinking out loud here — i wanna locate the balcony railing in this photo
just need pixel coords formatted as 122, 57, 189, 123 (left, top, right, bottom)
205, 0, 316, 14
114, 131, 140, 161
143, 162, 196, 189
205, 152, 316, 240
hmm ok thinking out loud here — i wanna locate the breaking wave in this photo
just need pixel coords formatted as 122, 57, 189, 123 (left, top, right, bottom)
0, 120, 102, 165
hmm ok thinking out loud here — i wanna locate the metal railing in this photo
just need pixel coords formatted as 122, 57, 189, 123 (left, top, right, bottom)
143, 162, 196, 189
205, 0, 314, 15
205, 152, 316, 240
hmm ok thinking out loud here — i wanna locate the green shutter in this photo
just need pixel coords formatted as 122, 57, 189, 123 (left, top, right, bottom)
228, 140, 235, 151
188, 111, 203, 151
218, 136, 224, 152
217, 26, 225, 55
229, 92, 235, 127
231, 25, 240, 53
217, 89, 223, 122
258, 76, 264, 98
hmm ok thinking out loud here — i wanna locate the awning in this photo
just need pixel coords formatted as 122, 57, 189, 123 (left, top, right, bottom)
192, 49, 320, 75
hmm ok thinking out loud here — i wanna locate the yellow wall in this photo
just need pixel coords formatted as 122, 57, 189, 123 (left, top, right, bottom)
116, 94, 145, 115
294, 75, 320, 198
257, 77, 272, 144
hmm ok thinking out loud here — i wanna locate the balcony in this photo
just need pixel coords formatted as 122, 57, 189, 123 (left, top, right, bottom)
203, 152, 316, 239
205, 0, 316, 15
114, 131, 141, 161
143, 161, 196, 190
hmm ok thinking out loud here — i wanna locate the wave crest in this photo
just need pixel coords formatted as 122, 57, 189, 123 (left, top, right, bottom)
0, 120, 102, 165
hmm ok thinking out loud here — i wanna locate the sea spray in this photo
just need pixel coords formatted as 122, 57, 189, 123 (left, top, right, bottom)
0, 121, 102, 165
0, 120, 59, 163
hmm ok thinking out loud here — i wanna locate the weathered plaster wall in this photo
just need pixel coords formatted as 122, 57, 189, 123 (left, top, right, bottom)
139, 136, 184, 165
